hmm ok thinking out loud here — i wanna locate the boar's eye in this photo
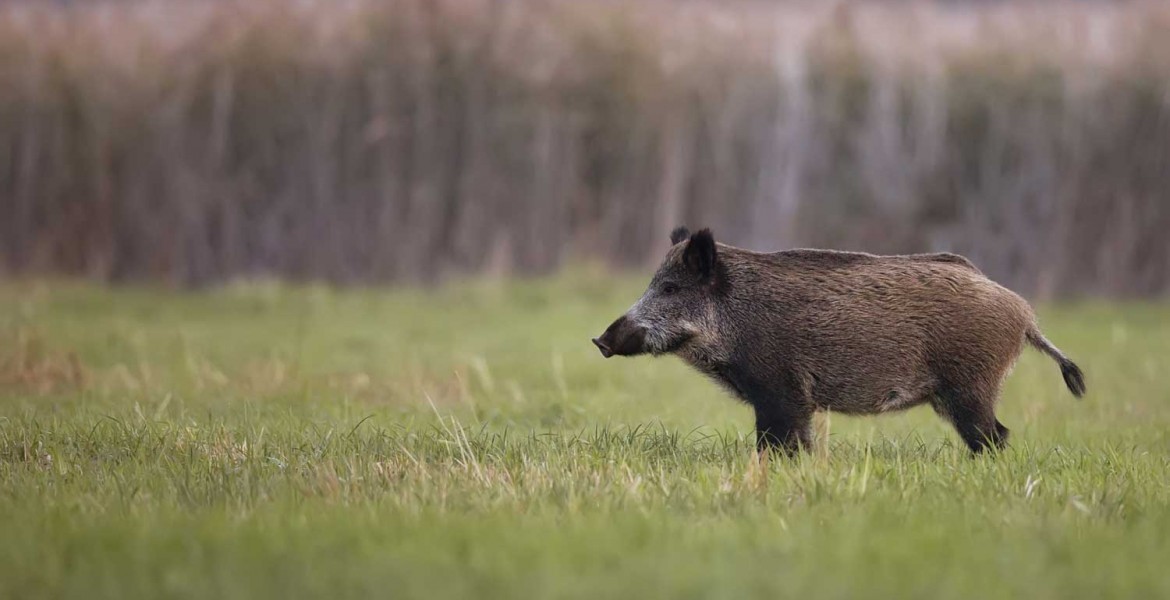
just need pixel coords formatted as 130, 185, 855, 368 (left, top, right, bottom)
661, 282, 680, 295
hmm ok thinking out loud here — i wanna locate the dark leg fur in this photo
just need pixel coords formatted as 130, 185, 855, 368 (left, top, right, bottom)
933, 390, 1009, 455
714, 363, 814, 457
951, 413, 1009, 454
754, 406, 813, 457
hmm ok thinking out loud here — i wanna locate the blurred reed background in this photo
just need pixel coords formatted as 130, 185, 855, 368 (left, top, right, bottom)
0, 0, 1167, 297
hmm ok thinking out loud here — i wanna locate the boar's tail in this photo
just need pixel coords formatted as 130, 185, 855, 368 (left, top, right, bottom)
1026, 326, 1086, 398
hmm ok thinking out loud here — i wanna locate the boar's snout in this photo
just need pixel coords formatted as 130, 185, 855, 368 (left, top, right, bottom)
591, 337, 614, 358
592, 315, 646, 358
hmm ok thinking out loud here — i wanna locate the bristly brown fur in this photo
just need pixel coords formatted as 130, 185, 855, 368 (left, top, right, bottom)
594, 228, 1087, 457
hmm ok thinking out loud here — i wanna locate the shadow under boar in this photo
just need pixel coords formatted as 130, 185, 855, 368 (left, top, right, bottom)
592, 227, 1086, 456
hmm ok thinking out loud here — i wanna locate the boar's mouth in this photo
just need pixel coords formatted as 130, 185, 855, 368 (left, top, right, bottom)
594, 317, 697, 358
656, 332, 694, 356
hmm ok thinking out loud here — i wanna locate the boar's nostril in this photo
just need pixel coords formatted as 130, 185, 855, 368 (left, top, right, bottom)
592, 337, 614, 358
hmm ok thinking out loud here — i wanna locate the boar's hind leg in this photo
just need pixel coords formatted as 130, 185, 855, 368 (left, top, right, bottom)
932, 388, 1009, 454
754, 404, 813, 457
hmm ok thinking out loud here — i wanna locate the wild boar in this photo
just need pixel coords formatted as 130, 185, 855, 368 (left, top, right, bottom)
592, 227, 1086, 456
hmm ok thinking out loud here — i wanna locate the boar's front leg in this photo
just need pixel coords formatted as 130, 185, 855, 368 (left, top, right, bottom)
754, 403, 813, 457
714, 365, 813, 457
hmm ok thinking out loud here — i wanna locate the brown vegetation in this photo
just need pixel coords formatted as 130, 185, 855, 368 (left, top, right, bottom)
0, 0, 1168, 297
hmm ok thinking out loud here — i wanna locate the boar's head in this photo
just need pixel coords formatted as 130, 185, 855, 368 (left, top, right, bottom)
592, 227, 722, 358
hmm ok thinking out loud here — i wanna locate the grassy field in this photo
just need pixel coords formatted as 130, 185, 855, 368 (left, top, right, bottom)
1, 273, 1169, 599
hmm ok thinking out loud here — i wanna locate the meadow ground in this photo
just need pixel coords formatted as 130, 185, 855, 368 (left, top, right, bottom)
1, 272, 1169, 599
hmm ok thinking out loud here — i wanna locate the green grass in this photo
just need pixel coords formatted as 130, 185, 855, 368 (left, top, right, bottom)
2, 273, 1169, 600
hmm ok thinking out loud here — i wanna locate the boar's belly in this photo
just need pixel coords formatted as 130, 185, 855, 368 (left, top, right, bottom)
810, 374, 935, 415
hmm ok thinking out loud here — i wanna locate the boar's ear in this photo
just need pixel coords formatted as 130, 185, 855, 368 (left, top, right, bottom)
682, 229, 717, 279
670, 227, 691, 245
